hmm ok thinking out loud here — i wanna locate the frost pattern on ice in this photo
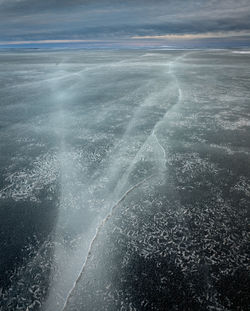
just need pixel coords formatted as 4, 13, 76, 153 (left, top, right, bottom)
0, 153, 58, 202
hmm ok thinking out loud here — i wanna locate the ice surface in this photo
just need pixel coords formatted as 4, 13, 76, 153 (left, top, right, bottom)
0, 50, 249, 310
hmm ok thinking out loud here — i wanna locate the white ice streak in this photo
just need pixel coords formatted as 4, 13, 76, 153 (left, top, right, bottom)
3, 55, 165, 92
62, 54, 186, 309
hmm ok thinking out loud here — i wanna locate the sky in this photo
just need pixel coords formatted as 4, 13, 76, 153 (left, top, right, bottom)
0, 0, 250, 48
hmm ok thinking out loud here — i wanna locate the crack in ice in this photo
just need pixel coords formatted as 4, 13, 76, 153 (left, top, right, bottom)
61, 174, 153, 311
152, 129, 167, 159
113, 56, 185, 195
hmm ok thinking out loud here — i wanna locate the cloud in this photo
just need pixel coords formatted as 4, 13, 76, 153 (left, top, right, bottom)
0, 0, 250, 46
0, 39, 98, 45
132, 31, 250, 40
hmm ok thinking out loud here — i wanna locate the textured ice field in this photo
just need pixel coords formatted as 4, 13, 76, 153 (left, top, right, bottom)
0, 50, 249, 310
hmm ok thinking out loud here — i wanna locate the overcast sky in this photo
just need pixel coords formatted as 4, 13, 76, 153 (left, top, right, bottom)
0, 0, 250, 47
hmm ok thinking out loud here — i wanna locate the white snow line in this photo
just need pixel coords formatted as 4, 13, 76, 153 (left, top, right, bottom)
149, 54, 183, 162
61, 174, 154, 311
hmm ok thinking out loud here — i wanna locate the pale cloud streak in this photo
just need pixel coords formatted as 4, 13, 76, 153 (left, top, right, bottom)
0, 39, 98, 45
132, 31, 250, 40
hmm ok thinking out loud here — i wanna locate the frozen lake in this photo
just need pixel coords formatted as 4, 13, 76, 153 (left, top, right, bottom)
0, 50, 249, 310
